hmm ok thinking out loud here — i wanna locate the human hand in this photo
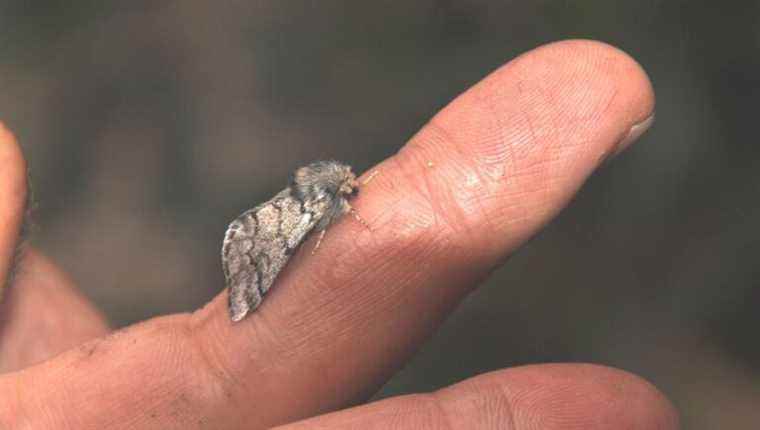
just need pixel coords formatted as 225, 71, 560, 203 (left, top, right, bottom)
0, 40, 676, 429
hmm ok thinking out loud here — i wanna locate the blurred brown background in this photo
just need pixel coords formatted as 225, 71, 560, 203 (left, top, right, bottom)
1, 1, 758, 428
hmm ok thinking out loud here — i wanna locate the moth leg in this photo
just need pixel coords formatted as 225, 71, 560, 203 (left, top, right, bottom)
312, 229, 327, 255
347, 202, 371, 231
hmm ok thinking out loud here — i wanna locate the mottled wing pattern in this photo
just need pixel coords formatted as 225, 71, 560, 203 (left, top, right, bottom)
222, 189, 323, 321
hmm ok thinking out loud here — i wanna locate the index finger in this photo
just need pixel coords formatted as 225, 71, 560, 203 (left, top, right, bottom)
0, 40, 655, 429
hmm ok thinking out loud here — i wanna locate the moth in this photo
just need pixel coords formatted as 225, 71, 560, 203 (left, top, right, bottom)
222, 160, 365, 322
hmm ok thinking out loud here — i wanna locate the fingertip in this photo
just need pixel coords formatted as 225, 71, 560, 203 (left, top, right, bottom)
518, 39, 655, 119
531, 40, 656, 156
0, 122, 28, 297
557, 364, 680, 430
281, 363, 680, 430
591, 365, 680, 429
442, 364, 680, 430
0, 122, 28, 208
437, 38, 657, 157
545, 40, 656, 154
397, 39, 657, 253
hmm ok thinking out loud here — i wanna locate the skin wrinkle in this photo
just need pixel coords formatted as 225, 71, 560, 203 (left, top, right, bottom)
468, 89, 514, 189
515, 80, 544, 157
273, 223, 448, 363
514, 50, 618, 166
599, 86, 621, 130
447, 380, 518, 430
242, 291, 340, 367
422, 119, 504, 254
429, 391, 464, 430
223, 310, 290, 376
515, 112, 564, 228
185, 315, 238, 403
369, 159, 469, 266
504, 82, 552, 231
250, 305, 296, 369
488, 380, 520, 430
468, 84, 513, 181
506, 76, 614, 225
148, 328, 216, 427
391, 147, 459, 243
402, 124, 494, 254
268, 308, 341, 366
548, 48, 603, 125
0, 379, 22, 429
481, 384, 518, 430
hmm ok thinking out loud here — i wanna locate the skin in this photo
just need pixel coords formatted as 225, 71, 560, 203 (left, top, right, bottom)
0, 40, 678, 429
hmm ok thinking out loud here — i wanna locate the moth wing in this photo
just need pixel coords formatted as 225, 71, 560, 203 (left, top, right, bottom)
222, 189, 321, 321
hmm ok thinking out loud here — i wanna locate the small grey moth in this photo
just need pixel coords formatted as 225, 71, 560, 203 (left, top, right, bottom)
222, 160, 362, 322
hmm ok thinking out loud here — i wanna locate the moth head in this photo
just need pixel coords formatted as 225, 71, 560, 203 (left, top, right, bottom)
292, 160, 358, 201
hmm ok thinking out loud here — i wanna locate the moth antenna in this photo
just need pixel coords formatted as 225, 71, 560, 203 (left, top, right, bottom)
362, 170, 380, 186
